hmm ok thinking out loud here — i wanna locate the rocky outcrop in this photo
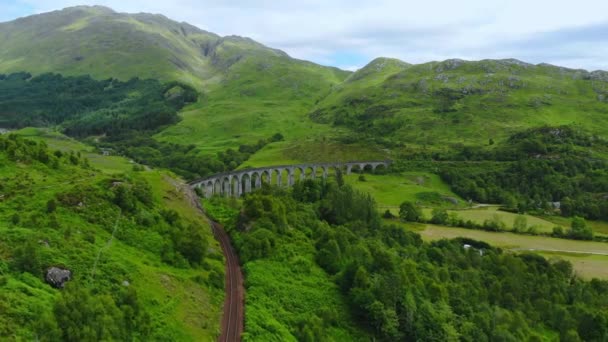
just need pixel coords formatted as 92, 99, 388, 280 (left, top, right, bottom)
45, 267, 71, 288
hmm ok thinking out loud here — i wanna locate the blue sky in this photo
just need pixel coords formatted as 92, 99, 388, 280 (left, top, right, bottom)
2, 0, 608, 71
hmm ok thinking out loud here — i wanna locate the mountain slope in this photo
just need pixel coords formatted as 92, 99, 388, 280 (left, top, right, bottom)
0, 6, 347, 91
311, 58, 608, 148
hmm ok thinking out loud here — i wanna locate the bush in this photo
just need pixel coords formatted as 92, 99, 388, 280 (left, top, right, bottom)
399, 201, 421, 222
430, 209, 449, 225
552, 226, 564, 237
46, 199, 57, 213
568, 216, 593, 240
382, 210, 395, 219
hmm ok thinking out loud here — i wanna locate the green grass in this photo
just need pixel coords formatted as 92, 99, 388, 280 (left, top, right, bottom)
155, 53, 350, 158
0, 137, 223, 340
239, 140, 388, 168
312, 58, 608, 148
416, 224, 608, 279
538, 252, 608, 280
14, 127, 133, 174
345, 172, 464, 209
540, 214, 608, 236
420, 206, 563, 233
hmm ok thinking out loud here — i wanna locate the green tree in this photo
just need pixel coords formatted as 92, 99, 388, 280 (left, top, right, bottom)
399, 201, 421, 222
568, 216, 593, 240
430, 208, 449, 225
513, 215, 527, 233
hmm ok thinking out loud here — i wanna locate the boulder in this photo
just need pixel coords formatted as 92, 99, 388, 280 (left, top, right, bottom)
45, 267, 71, 288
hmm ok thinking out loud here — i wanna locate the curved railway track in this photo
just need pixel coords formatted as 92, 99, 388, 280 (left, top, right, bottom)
185, 185, 243, 341
212, 221, 244, 342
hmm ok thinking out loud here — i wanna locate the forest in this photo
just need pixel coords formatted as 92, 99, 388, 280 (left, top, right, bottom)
207, 178, 608, 341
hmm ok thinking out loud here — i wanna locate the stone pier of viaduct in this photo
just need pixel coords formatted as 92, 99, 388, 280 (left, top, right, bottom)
189, 161, 391, 198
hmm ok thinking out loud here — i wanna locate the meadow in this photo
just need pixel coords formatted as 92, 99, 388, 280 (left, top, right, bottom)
416, 224, 608, 279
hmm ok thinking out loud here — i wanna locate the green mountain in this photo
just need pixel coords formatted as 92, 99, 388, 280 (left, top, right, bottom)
0, 6, 347, 91
311, 57, 608, 148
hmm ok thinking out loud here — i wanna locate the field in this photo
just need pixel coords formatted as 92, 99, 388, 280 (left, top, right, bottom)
416, 224, 608, 279
345, 172, 464, 208
419, 205, 562, 233
240, 140, 387, 168
14, 127, 133, 174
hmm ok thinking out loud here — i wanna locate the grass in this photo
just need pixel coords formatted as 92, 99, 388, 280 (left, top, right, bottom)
312, 58, 608, 148
416, 224, 608, 279
239, 140, 388, 169
0, 136, 223, 340
155, 53, 350, 158
540, 214, 608, 236
345, 172, 464, 209
14, 127, 133, 174
420, 206, 563, 233
538, 252, 608, 280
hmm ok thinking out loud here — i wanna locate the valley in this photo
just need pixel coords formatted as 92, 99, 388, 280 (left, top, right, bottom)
1, 5, 608, 342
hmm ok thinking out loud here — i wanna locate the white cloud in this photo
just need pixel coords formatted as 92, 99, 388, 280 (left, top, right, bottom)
6, 0, 608, 70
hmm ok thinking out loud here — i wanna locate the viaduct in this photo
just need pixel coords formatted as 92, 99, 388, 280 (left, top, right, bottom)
189, 161, 391, 198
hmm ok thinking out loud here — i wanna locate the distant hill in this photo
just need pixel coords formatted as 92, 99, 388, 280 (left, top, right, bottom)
311, 57, 608, 148
2, 6, 608, 159
0, 6, 348, 90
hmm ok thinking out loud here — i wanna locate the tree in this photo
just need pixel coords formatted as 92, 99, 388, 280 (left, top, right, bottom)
430, 209, 448, 225
399, 201, 421, 222
513, 215, 527, 233
335, 169, 344, 187
383, 210, 395, 219
568, 216, 593, 240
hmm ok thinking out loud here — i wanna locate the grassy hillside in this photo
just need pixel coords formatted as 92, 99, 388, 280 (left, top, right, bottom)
155, 49, 350, 154
0, 6, 347, 92
311, 58, 608, 148
0, 134, 223, 340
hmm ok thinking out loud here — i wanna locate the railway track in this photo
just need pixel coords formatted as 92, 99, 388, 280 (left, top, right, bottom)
212, 221, 244, 342
185, 184, 244, 341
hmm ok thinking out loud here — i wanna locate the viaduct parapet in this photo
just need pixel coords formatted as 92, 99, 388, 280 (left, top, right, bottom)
189, 161, 391, 198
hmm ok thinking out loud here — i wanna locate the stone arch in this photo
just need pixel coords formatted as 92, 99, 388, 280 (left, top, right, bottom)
231, 175, 241, 197
241, 173, 252, 194
261, 169, 272, 184
272, 168, 284, 187
206, 180, 214, 198
222, 176, 231, 196
294, 166, 306, 182
252, 171, 262, 189
328, 165, 342, 179
214, 178, 222, 195
374, 163, 388, 174
304, 166, 316, 179
363, 164, 374, 173
349, 163, 363, 174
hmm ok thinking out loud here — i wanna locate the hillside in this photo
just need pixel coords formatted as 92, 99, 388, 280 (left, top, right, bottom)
311, 57, 608, 148
0, 134, 224, 340
0, 6, 347, 91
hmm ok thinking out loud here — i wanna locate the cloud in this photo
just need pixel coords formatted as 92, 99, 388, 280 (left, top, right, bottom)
4, 0, 608, 70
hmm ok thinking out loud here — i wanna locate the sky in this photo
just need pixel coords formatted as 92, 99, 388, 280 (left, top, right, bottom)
1, 0, 608, 71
